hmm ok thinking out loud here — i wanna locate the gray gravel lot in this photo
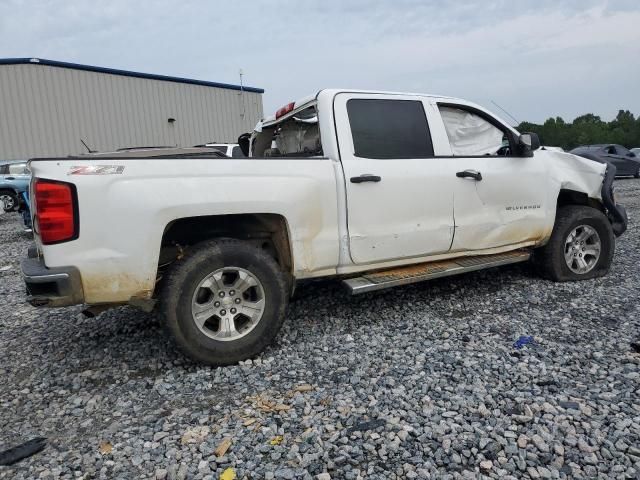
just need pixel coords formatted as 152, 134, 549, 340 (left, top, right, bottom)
1, 180, 639, 480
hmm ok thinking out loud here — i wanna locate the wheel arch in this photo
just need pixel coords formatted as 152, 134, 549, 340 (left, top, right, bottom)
556, 188, 604, 212
159, 213, 294, 275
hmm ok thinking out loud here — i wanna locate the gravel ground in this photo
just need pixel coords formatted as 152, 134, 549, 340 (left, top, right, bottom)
1, 180, 639, 480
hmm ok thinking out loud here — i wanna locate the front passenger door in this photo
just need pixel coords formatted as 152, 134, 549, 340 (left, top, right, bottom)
433, 103, 550, 252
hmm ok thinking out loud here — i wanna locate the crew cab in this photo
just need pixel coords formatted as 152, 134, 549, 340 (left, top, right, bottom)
22, 89, 628, 365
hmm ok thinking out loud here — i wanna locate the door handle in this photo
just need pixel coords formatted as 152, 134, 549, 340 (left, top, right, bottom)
6, 177, 15, 180
456, 170, 482, 181
350, 174, 382, 183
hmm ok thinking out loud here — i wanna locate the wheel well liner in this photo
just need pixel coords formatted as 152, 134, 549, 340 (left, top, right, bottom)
160, 213, 293, 273
556, 189, 603, 211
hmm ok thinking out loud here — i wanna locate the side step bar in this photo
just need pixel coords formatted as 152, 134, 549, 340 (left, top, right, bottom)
342, 250, 531, 295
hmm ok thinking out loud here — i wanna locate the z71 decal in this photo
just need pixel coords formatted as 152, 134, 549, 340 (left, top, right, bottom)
68, 165, 125, 175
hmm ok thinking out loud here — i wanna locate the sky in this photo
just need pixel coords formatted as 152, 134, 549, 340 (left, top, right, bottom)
1, 0, 639, 124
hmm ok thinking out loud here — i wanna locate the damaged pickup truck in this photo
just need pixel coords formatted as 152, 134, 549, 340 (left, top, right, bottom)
22, 89, 628, 365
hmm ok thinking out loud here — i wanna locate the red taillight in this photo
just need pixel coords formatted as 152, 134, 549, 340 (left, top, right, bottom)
275, 102, 295, 119
34, 179, 78, 245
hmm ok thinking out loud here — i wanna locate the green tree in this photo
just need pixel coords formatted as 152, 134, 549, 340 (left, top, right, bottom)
517, 110, 640, 151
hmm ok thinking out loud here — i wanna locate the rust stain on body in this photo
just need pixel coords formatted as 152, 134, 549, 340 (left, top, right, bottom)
362, 250, 530, 283
365, 261, 453, 281
82, 272, 154, 304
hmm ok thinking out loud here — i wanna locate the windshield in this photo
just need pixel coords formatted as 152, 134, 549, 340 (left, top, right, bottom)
615, 145, 630, 156
251, 105, 322, 157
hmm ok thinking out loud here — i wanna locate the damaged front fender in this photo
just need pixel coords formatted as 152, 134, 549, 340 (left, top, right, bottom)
547, 151, 627, 236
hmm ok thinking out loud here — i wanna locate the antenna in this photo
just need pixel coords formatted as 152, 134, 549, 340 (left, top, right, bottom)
238, 68, 246, 118
491, 100, 520, 125
80, 138, 94, 153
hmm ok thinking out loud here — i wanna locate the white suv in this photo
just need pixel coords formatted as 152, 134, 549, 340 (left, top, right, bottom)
203, 143, 246, 158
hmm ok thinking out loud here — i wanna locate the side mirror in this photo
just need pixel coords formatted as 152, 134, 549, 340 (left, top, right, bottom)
518, 132, 541, 156
627, 152, 636, 158
238, 133, 251, 157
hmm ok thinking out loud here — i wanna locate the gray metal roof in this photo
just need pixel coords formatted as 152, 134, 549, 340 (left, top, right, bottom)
0, 58, 264, 93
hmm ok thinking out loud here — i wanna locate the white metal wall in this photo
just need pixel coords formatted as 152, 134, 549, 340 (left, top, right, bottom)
0, 63, 263, 160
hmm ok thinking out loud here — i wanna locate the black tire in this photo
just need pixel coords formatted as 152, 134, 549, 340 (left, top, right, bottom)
0, 191, 18, 212
159, 239, 289, 366
634, 167, 640, 179
534, 205, 614, 282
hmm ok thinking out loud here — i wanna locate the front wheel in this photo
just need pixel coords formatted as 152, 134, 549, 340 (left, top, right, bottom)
0, 191, 18, 212
534, 205, 614, 281
634, 167, 640, 179
159, 239, 289, 365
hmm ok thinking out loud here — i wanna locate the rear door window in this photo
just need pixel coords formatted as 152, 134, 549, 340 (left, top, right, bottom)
346, 99, 434, 159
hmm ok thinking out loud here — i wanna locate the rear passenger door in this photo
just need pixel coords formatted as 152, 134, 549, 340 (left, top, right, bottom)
334, 93, 456, 265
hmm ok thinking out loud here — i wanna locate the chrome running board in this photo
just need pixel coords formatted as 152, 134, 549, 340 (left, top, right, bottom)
342, 250, 531, 295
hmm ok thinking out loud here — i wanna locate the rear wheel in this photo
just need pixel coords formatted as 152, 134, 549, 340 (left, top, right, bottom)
535, 206, 614, 281
634, 167, 640, 178
160, 239, 289, 365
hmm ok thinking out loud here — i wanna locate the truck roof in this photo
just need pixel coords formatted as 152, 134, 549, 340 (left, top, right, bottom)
261, 89, 462, 126
317, 88, 459, 100
255, 88, 484, 130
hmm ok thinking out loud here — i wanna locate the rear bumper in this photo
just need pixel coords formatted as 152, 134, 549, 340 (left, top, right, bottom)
601, 165, 628, 237
21, 251, 84, 307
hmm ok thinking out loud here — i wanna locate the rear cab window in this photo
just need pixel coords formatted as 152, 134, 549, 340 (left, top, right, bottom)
251, 104, 322, 158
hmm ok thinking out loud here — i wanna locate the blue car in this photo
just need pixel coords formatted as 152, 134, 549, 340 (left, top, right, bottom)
0, 160, 30, 211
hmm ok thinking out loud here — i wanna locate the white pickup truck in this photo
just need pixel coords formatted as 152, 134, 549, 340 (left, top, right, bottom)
22, 89, 627, 365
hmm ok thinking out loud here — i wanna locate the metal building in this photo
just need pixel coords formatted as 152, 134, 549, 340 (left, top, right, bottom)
0, 58, 264, 160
